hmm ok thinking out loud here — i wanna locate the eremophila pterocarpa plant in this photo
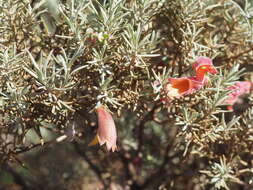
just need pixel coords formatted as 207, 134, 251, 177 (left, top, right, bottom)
0, 0, 253, 189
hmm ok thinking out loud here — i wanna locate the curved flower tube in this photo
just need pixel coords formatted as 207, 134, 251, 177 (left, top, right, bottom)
161, 57, 218, 101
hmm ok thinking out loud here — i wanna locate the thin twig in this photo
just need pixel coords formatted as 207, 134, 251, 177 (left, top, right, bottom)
141, 127, 179, 189
137, 103, 162, 152
217, 46, 253, 62
72, 141, 109, 189
1, 163, 30, 189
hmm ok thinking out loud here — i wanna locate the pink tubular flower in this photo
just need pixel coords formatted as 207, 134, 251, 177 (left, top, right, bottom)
89, 105, 117, 152
224, 81, 252, 110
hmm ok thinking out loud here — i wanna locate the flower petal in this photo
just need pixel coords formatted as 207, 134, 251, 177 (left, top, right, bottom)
88, 135, 100, 146
193, 57, 214, 71
169, 77, 195, 95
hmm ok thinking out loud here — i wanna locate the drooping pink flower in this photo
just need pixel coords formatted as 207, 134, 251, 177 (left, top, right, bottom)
89, 105, 117, 152
224, 81, 252, 110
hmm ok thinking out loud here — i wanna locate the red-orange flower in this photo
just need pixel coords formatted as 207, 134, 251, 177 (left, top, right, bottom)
89, 105, 117, 152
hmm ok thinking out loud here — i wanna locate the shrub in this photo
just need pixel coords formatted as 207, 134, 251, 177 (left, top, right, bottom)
0, 0, 253, 189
